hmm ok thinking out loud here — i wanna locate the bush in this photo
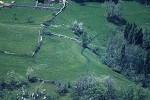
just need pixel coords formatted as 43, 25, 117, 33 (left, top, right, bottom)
27, 16, 34, 23
26, 67, 38, 83
72, 20, 84, 37
56, 84, 68, 96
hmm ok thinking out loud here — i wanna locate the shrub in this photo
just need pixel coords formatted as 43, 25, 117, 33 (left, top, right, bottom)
27, 16, 34, 23
13, 14, 17, 20
56, 84, 68, 96
26, 67, 38, 83
72, 20, 84, 37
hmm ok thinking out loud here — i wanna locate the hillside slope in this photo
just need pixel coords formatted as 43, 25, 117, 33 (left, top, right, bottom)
0, 0, 150, 99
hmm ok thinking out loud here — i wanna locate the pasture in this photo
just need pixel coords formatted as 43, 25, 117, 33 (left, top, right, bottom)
0, 0, 150, 99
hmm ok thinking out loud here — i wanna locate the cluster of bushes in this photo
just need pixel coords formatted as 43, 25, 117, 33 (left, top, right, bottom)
0, 69, 149, 99
0, 70, 27, 91
72, 21, 84, 37
54, 74, 148, 99
16, 83, 54, 100
26, 67, 38, 83
0, 70, 28, 98
72, 21, 92, 48
0, 69, 59, 99
71, 75, 148, 100
72, 21, 100, 52
102, 23, 150, 87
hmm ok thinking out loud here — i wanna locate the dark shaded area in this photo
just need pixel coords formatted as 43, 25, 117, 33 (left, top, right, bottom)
107, 14, 127, 26
37, 0, 45, 3
137, 0, 150, 5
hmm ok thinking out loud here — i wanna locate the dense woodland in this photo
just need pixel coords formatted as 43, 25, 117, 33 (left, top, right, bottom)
72, 0, 150, 88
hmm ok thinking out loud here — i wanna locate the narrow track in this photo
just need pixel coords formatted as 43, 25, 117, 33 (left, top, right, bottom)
81, 48, 90, 73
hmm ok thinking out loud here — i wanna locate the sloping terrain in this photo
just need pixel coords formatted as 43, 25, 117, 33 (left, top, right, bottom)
0, 0, 150, 99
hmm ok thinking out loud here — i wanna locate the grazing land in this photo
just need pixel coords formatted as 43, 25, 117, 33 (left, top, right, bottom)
0, 0, 149, 99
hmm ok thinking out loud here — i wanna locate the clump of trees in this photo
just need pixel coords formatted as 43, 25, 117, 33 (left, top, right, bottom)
124, 23, 143, 46
71, 75, 148, 100
72, 20, 100, 50
105, 0, 127, 26
0, 69, 58, 99
17, 83, 52, 100
102, 23, 150, 87
72, 20, 92, 48
0, 70, 28, 99
0, 70, 27, 91
0, 70, 148, 99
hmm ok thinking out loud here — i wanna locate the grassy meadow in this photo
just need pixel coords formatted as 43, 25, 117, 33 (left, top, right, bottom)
0, 0, 150, 99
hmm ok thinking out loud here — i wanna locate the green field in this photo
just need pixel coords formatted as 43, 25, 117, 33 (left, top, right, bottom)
0, 0, 150, 99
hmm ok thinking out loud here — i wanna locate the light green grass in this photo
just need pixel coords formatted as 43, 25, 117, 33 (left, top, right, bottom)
0, 23, 38, 54
0, 0, 150, 99
122, 1, 150, 28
